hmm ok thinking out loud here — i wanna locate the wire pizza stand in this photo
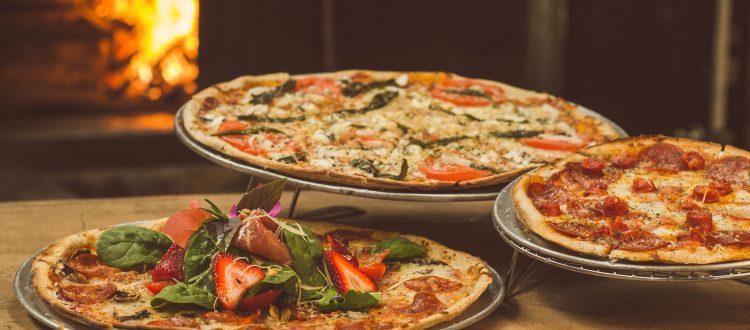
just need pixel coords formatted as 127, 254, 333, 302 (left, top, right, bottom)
493, 177, 750, 296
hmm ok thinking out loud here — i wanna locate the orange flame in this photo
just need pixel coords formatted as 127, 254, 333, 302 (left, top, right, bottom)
93, 0, 199, 100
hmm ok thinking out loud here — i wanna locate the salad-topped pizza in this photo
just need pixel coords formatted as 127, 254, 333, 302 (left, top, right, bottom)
182, 70, 621, 189
32, 180, 491, 329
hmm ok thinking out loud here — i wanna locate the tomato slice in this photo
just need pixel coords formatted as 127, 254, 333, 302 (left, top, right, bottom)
418, 157, 492, 181
431, 79, 505, 106
217, 120, 250, 150
145, 280, 175, 294
246, 133, 300, 157
295, 77, 342, 95
359, 263, 387, 282
238, 289, 282, 310
520, 137, 587, 151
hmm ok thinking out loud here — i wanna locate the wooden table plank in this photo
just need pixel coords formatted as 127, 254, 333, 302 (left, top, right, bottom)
2, 192, 750, 329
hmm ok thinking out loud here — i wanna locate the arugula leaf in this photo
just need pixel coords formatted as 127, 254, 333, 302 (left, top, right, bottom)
250, 79, 296, 104
150, 282, 216, 310
183, 226, 218, 284
237, 178, 286, 212
372, 237, 426, 260
203, 217, 241, 252
284, 225, 326, 287
316, 288, 381, 311
96, 226, 172, 269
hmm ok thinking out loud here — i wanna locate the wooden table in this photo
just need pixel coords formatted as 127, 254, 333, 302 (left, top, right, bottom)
3, 192, 750, 329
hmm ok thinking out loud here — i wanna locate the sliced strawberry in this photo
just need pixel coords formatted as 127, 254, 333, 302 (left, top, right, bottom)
145, 280, 175, 294
213, 253, 265, 310
325, 234, 359, 267
151, 244, 185, 282
323, 250, 376, 294
358, 263, 386, 282
238, 289, 282, 310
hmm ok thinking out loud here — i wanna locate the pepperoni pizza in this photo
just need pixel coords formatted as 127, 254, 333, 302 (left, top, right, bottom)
512, 136, 750, 264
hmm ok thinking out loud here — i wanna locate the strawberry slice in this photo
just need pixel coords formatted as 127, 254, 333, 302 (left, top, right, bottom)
213, 253, 265, 310
151, 244, 185, 282
323, 250, 376, 294
358, 263, 387, 282
238, 289, 282, 310
325, 234, 359, 267
145, 280, 175, 294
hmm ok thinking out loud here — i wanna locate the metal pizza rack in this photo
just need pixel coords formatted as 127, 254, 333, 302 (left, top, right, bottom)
493, 177, 750, 295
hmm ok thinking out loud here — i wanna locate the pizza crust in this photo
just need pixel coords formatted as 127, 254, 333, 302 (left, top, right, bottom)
31, 219, 491, 329
183, 70, 622, 190
512, 135, 750, 264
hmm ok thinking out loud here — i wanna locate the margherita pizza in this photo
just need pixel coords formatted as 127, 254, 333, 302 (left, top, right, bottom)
32, 182, 491, 329
183, 70, 621, 189
513, 136, 750, 264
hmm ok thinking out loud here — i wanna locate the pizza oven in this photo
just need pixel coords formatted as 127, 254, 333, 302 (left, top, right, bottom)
1, 0, 749, 201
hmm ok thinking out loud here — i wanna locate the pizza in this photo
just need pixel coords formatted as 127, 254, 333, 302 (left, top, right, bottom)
31, 182, 491, 329
512, 135, 750, 264
182, 70, 621, 189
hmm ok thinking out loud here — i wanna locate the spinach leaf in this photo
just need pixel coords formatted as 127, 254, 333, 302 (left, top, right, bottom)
342, 79, 397, 97
238, 114, 306, 123
245, 267, 298, 298
96, 226, 172, 269
372, 237, 426, 260
183, 226, 218, 284
337, 91, 398, 115
276, 152, 307, 164
150, 282, 216, 310
284, 225, 326, 286
237, 178, 286, 212
211, 126, 287, 137
316, 288, 381, 311
250, 79, 296, 104
203, 217, 241, 252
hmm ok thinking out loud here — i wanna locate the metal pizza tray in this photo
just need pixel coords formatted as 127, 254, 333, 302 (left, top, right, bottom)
15, 220, 505, 330
174, 105, 628, 202
493, 178, 750, 281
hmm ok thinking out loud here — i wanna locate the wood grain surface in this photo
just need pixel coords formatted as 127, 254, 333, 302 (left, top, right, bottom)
2, 191, 750, 329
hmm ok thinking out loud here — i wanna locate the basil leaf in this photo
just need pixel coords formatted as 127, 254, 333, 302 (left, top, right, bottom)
284, 226, 326, 286
183, 226, 218, 283
372, 237, 426, 260
237, 178, 286, 212
96, 226, 172, 269
203, 217, 241, 252
150, 282, 216, 310
316, 288, 381, 311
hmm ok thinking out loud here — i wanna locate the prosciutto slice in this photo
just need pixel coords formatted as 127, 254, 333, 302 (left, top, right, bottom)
231, 218, 293, 265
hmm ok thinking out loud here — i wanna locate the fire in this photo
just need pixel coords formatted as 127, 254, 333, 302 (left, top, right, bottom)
91, 0, 199, 100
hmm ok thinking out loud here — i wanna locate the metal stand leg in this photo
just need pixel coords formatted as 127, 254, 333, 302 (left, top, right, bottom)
245, 175, 258, 192
287, 187, 302, 218
505, 250, 537, 298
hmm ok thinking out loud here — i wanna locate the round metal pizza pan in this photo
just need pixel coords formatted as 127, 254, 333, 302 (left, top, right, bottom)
493, 178, 750, 281
174, 105, 628, 202
15, 220, 506, 329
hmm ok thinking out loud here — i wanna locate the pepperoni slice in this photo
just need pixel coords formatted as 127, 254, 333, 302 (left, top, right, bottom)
710, 181, 733, 196
526, 182, 549, 198
707, 156, 750, 185
581, 157, 605, 177
549, 221, 594, 238
681, 151, 705, 170
611, 154, 637, 169
705, 230, 750, 246
59, 283, 117, 304
692, 185, 720, 203
686, 210, 713, 232
680, 198, 701, 210
66, 254, 120, 279
538, 202, 562, 216
583, 180, 608, 196
637, 143, 686, 171
398, 292, 446, 315
632, 177, 657, 193
617, 230, 669, 251
601, 196, 629, 217
404, 276, 462, 293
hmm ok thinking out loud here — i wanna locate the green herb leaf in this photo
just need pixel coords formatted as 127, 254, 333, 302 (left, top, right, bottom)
284, 225, 326, 286
183, 226, 218, 284
372, 237, 426, 260
96, 226, 172, 269
203, 217, 241, 252
470, 163, 499, 174
342, 79, 397, 97
316, 288, 381, 311
211, 126, 287, 137
250, 79, 296, 104
409, 135, 470, 149
337, 91, 398, 115
150, 282, 216, 310
245, 266, 298, 298
238, 114, 306, 123
237, 178, 286, 212
490, 130, 541, 138
276, 152, 307, 164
